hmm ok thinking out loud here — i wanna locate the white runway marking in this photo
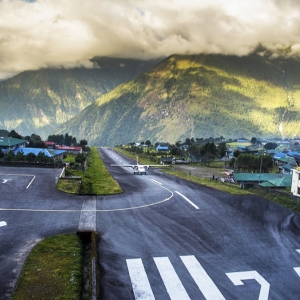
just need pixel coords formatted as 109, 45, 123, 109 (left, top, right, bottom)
0, 221, 7, 227
181, 255, 225, 299
149, 179, 163, 185
0, 173, 35, 189
226, 271, 270, 300
175, 191, 199, 209
26, 176, 35, 189
294, 267, 300, 277
294, 249, 300, 277
0, 181, 174, 213
78, 198, 96, 231
154, 257, 191, 300
126, 258, 155, 300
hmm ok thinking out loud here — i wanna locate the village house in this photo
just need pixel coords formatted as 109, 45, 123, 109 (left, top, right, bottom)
55, 145, 82, 154
14, 147, 66, 161
0, 137, 27, 154
291, 168, 300, 197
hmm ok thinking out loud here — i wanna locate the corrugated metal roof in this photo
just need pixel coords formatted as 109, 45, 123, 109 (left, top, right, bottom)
259, 175, 292, 187
14, 148, 65, 157
273, 152, 286, 159
0, 137, 27, 147
233, 173, 289, 182
279, 163, 293, 171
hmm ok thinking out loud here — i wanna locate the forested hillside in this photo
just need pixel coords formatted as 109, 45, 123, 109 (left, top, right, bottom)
0, 57, 160, 138
58, 53, 300, 145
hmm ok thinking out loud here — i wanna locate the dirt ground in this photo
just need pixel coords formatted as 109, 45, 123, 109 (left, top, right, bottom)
171, 164, 227, 179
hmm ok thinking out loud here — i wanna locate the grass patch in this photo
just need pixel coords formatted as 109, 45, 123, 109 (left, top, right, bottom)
248, 188, 300, 214
57, 179, 81, 194
164, 168, 250, 195
12, 234, 82, 300
58, 147, 122, 195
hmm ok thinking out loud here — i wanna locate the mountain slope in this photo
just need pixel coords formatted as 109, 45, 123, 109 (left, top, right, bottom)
0, 57, 160, 138
58, 53, 300, 145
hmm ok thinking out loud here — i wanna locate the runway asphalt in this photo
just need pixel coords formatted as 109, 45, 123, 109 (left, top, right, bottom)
1, 148, 300, 299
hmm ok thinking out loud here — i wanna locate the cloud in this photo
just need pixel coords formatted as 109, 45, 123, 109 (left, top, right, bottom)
0, 0, 300, 78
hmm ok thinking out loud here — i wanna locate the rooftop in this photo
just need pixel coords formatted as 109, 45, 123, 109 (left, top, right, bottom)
0, 137, 27, 147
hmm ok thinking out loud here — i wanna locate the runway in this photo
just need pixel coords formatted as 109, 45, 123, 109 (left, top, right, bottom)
1, 148, 300, 299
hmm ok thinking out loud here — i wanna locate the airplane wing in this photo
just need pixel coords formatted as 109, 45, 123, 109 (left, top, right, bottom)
147, 164, 169, 167
111, 164, 135, 167
110, 164, 169, 168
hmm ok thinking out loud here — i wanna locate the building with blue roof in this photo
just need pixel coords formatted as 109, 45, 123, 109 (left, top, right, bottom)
14, 148, 65, 161
156, 145, 169, 151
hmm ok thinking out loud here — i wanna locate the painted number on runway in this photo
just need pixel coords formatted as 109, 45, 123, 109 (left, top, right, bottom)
2, 179, 10, 183
127, 255, 270, 300
226, 271, 270, 300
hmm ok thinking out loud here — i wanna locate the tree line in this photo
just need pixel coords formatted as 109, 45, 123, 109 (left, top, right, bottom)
122, 136, 275, 173
0, 129, 89, 164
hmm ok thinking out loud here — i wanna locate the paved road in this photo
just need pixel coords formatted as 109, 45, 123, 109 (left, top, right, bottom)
1, 148, 300, 299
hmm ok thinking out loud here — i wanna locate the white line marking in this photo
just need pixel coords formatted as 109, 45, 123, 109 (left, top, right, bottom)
175, 191, 199, 209
0, 173, 36, 189
226, 271, 270, 300
149, 179, 163, 185
59, 168, 65, 178
154, 257, 191, 300
0, 182, 174, 213
78, 198, 96, 231
0, 221, 7, 227
26, 176, 35, 189
294, 267, 300, 277
126, 258, 155, 300
181, 255, 225, 300
294, 250, 300, 277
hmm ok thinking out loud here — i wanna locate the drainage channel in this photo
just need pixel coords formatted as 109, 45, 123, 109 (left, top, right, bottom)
78, 197, 98, 299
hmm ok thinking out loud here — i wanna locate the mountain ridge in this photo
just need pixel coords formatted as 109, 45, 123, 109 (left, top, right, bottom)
57, 53, 300, 145
0, 57, 160, 138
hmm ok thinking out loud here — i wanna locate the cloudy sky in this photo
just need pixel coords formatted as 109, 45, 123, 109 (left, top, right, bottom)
0, 0, 300, 79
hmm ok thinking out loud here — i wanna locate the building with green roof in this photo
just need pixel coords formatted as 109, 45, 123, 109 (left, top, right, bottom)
259, 175, 292, 188
0, 137, 27, 154
233, 173, 291, 184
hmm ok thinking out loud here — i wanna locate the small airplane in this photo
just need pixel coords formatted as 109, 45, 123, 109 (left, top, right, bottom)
111, 157, 168, 175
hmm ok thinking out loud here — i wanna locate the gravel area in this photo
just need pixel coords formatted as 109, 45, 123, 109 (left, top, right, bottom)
171, 164, 226, 179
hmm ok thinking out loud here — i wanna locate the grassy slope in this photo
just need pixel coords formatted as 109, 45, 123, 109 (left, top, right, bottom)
12, 234, 82, 300
59, 53, 300, 146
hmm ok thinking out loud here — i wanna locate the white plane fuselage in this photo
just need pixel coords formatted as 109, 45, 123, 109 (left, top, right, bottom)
133, 165, 147, 175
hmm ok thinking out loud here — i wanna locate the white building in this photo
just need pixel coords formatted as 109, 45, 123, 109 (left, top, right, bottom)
291, 167, 300, 197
